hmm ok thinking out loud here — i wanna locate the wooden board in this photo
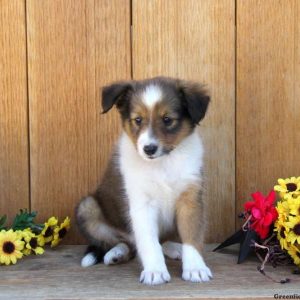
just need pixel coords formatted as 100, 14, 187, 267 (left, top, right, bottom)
0, 244, 298, 299
132, 0, 236, 242
27, 0, 131, 243
0, 1, 29, 221
236, 0, 300, 222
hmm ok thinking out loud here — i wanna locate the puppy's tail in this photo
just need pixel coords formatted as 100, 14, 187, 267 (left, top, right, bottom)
76, 196, 103, 243
77, 195, 119, 242
81, 245, 106, 267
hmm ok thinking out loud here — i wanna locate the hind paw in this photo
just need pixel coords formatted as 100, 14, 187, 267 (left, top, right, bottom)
103, 243, 130, 265
81, 253, 97, 267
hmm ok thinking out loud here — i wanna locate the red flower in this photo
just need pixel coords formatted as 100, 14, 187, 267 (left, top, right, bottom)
244, 190, 278, 239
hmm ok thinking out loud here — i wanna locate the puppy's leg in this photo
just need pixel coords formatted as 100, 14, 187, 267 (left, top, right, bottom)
130, 200, 170, 285
103, 243, 131, 265
162, 242, 182, 260
176, 185, 213, 283
76, 196, 133, 267
76, 196, 123, 246
81, 245, 106, 267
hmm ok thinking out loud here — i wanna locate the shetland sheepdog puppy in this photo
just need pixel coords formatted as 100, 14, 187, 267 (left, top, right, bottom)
76, 77, 212, 285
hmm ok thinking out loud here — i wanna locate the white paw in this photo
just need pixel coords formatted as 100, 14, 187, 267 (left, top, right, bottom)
140, 269, 171, 285
182, 244, 213, 283
103, 243, 130, 265
81, 253, 97, 267
182, 266, 213, 282
162, 242, 182, 260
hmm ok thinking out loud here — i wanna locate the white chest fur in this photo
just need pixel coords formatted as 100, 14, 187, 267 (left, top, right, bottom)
118, 131, 204, 235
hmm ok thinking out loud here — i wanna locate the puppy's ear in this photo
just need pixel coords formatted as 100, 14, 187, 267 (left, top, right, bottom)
101, 81, 133, 114
177, 80, 210, 124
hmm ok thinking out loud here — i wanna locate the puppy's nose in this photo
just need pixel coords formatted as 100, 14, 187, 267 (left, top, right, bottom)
143, 144, 158, 156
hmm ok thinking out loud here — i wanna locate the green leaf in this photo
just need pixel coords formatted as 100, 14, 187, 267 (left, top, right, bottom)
0, 215, 7, 230
11, 209, 44, 233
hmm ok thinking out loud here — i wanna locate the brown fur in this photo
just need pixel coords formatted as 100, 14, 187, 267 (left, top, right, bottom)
76, 153, 134, 251
122, 100, 149, 145
176, 184, 206, 252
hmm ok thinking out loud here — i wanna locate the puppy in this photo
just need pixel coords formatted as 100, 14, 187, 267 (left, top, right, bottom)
76, 76, 212, 285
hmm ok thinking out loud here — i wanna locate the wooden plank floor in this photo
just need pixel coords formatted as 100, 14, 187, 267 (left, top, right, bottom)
0, 245, 299, 300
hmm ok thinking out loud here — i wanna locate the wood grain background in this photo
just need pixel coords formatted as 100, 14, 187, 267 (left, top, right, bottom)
26, 0, 130, 243
0, 0, 299, 243
0, 1, 29, 222
236, 0, 300, 225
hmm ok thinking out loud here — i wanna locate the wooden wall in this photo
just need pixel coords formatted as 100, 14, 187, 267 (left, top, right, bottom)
236, 0, 300, 224
27, 0, 130, 244
0, 1, 29, 219
0, 0, 299, 244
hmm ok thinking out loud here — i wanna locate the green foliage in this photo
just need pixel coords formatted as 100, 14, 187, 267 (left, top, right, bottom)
11, 209, 44, 233
0, 215, 7, 230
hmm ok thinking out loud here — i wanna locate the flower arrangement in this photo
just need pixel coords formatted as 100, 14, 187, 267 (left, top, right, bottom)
214, 176, 300, 282
0, 210, 70, 265
274, 178, 300, 267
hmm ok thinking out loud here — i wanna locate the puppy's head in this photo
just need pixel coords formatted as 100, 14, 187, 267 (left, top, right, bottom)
102, 77, 210, 160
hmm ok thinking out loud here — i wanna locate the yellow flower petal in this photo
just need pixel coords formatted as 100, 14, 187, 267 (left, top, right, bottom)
37, 235, 45, 247
47, 217, 58, 226
3, 256, 11, 265
23, 248, 31, 256
10, 255, 17, 264
34, 247, 44, 255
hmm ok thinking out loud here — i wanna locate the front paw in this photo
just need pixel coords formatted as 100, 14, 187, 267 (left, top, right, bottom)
140, 269, 171, 285
182, 266, 212, 282
182, 244, 213, 283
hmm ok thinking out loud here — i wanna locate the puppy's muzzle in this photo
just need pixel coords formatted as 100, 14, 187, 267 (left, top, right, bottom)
143, 144, 158, 157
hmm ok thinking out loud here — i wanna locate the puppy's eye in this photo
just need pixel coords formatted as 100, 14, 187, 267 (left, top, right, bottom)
163, 116, 173, 126
134, 117, 142, 126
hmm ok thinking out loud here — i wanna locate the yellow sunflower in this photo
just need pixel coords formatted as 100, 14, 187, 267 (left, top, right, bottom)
16, 228, 45, 255
40, 216, 58, 244
288, 195, 300, 216
0, 230, 24, 265
274, 177, 300, 199
15, 229, 31, 256
16, 228, 31, 240
285, 215, 300, 244
287, 244, 300, 266
51, 217, 71, 248
24, 231, 44, 255
36, 233, 45, 247
274, 218, 290, 250
22, 248, 31, 256
276, 199, 290, 221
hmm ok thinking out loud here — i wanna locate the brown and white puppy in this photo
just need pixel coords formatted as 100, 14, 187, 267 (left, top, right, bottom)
76, 77, 212, 285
